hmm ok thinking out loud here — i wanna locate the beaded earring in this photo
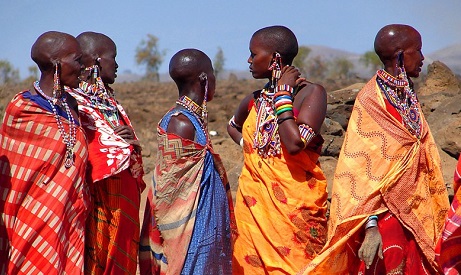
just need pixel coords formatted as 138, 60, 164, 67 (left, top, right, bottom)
53, 63, 62, 101
199, 72, 208, 128
268, 52, 282, 91
396, 51, 407, 80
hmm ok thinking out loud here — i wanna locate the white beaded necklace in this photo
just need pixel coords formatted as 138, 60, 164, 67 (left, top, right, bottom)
34, 81, 76, 168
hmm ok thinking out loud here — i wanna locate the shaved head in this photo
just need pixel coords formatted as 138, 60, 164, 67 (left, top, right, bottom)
374, 24, 421, 63
76, 32, 115, 67
31, 31, 78, 72
169, 48, 212, 91
252, 25, 298, 65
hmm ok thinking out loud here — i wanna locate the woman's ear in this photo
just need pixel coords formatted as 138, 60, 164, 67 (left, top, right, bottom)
199, 72, 207, 82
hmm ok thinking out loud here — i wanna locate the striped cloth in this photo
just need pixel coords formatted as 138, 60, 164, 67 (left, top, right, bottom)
68, 83, 145, 274
436, 155, 461, 274
0, 91, 90, 274
139, 108, 235, 275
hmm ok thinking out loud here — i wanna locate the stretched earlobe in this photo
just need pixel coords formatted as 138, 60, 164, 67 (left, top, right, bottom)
199, 72, 207, 82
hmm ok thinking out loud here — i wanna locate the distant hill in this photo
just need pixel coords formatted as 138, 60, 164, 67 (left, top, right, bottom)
426, 44, 461, 76
307, 44, 461, 77
116, 44, 461, 82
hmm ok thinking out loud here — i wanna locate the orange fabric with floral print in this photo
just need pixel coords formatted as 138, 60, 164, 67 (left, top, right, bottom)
232, 106, 328, 274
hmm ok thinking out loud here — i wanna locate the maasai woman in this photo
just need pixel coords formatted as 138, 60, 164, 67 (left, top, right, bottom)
67, 32, 145, 275
227, 25, 328, 274
139, 49, 236, 275
0, 31, 89, 274
300, 24, 449, 275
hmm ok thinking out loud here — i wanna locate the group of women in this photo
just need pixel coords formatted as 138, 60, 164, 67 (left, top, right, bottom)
0, 23, 460, 275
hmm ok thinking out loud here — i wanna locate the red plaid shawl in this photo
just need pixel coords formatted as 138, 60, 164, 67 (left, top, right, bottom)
0, 91, 90, 274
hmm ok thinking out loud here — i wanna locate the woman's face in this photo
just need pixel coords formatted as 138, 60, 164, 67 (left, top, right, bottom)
402, 33, 424, 78
98, 42, 118, 84
59, 39, 84, 89
248, 35, 273, 79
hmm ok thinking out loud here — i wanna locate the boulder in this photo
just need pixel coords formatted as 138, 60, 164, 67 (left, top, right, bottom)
418, 61, 460, 97
327, 83, 364, 105
321, 117, 344, 136
326, 104, 354, 130
321, 134, 344, 158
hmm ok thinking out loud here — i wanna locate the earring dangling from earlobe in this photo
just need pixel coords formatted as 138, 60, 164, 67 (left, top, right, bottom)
199, 72, 208, 128
395, 51, 406, 80
53, 63, 62, 100
268, 52, 282, 91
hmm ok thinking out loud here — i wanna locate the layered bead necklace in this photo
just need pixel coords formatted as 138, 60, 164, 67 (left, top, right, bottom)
376, 69, 422, 138
253, 53, 283, 158
175, 95, 208, 137
80, 66, 120, 128
34, 81, 76, 168
254, 87, 280, 157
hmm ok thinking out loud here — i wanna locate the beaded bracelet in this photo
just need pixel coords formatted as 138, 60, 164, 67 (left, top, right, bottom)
274, 91, 292, 98
228, 116, 242, 131
274, 98, 292, 107
276, 106, 293, 116
298, 123, 316, 148
274, 95, 292, 102
277, 116, 294, 125
276, 84, 294, 95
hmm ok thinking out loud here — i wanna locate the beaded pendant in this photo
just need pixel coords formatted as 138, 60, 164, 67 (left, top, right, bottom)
253, 88, 280, 157
376, 70, 422, 138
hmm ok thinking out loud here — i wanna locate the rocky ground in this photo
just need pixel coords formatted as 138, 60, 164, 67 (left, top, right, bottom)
1, 61, 460, 208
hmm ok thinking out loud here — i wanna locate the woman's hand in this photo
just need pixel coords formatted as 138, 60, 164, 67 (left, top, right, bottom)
114, 125, 142, 152
278, 66, 305, 88
358, 227, 383, 269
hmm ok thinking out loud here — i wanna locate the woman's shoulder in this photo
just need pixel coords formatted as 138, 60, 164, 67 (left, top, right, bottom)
295, 80, 326, 100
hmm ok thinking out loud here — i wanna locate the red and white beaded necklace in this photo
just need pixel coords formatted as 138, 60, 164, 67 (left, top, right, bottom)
34, 81, 77, 168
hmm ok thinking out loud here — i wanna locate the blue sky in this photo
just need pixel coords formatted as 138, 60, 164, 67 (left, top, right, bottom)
1, 0, 460, 79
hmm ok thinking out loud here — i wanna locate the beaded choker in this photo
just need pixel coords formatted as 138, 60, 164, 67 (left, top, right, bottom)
176, 95, 203, 118
376, 69, 408, 88
376, 70, 422, 138
34, 81, 76, 168
176, 95, 207, 136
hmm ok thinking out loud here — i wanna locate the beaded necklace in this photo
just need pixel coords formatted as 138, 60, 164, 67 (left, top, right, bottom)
175, 95, 208, 138
34, 81, 76, 168
376, 69, 422, 138
252, 53, 284, 158
253, 87, 280, 157
78, 66, 120, 128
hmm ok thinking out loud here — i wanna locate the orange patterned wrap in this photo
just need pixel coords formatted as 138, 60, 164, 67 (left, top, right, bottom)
299, 76, 449, 274
232, 105, 328, 274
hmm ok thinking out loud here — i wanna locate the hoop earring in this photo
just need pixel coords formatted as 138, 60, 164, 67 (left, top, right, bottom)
53, 63, 62, 99
199, 72, 208, 127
